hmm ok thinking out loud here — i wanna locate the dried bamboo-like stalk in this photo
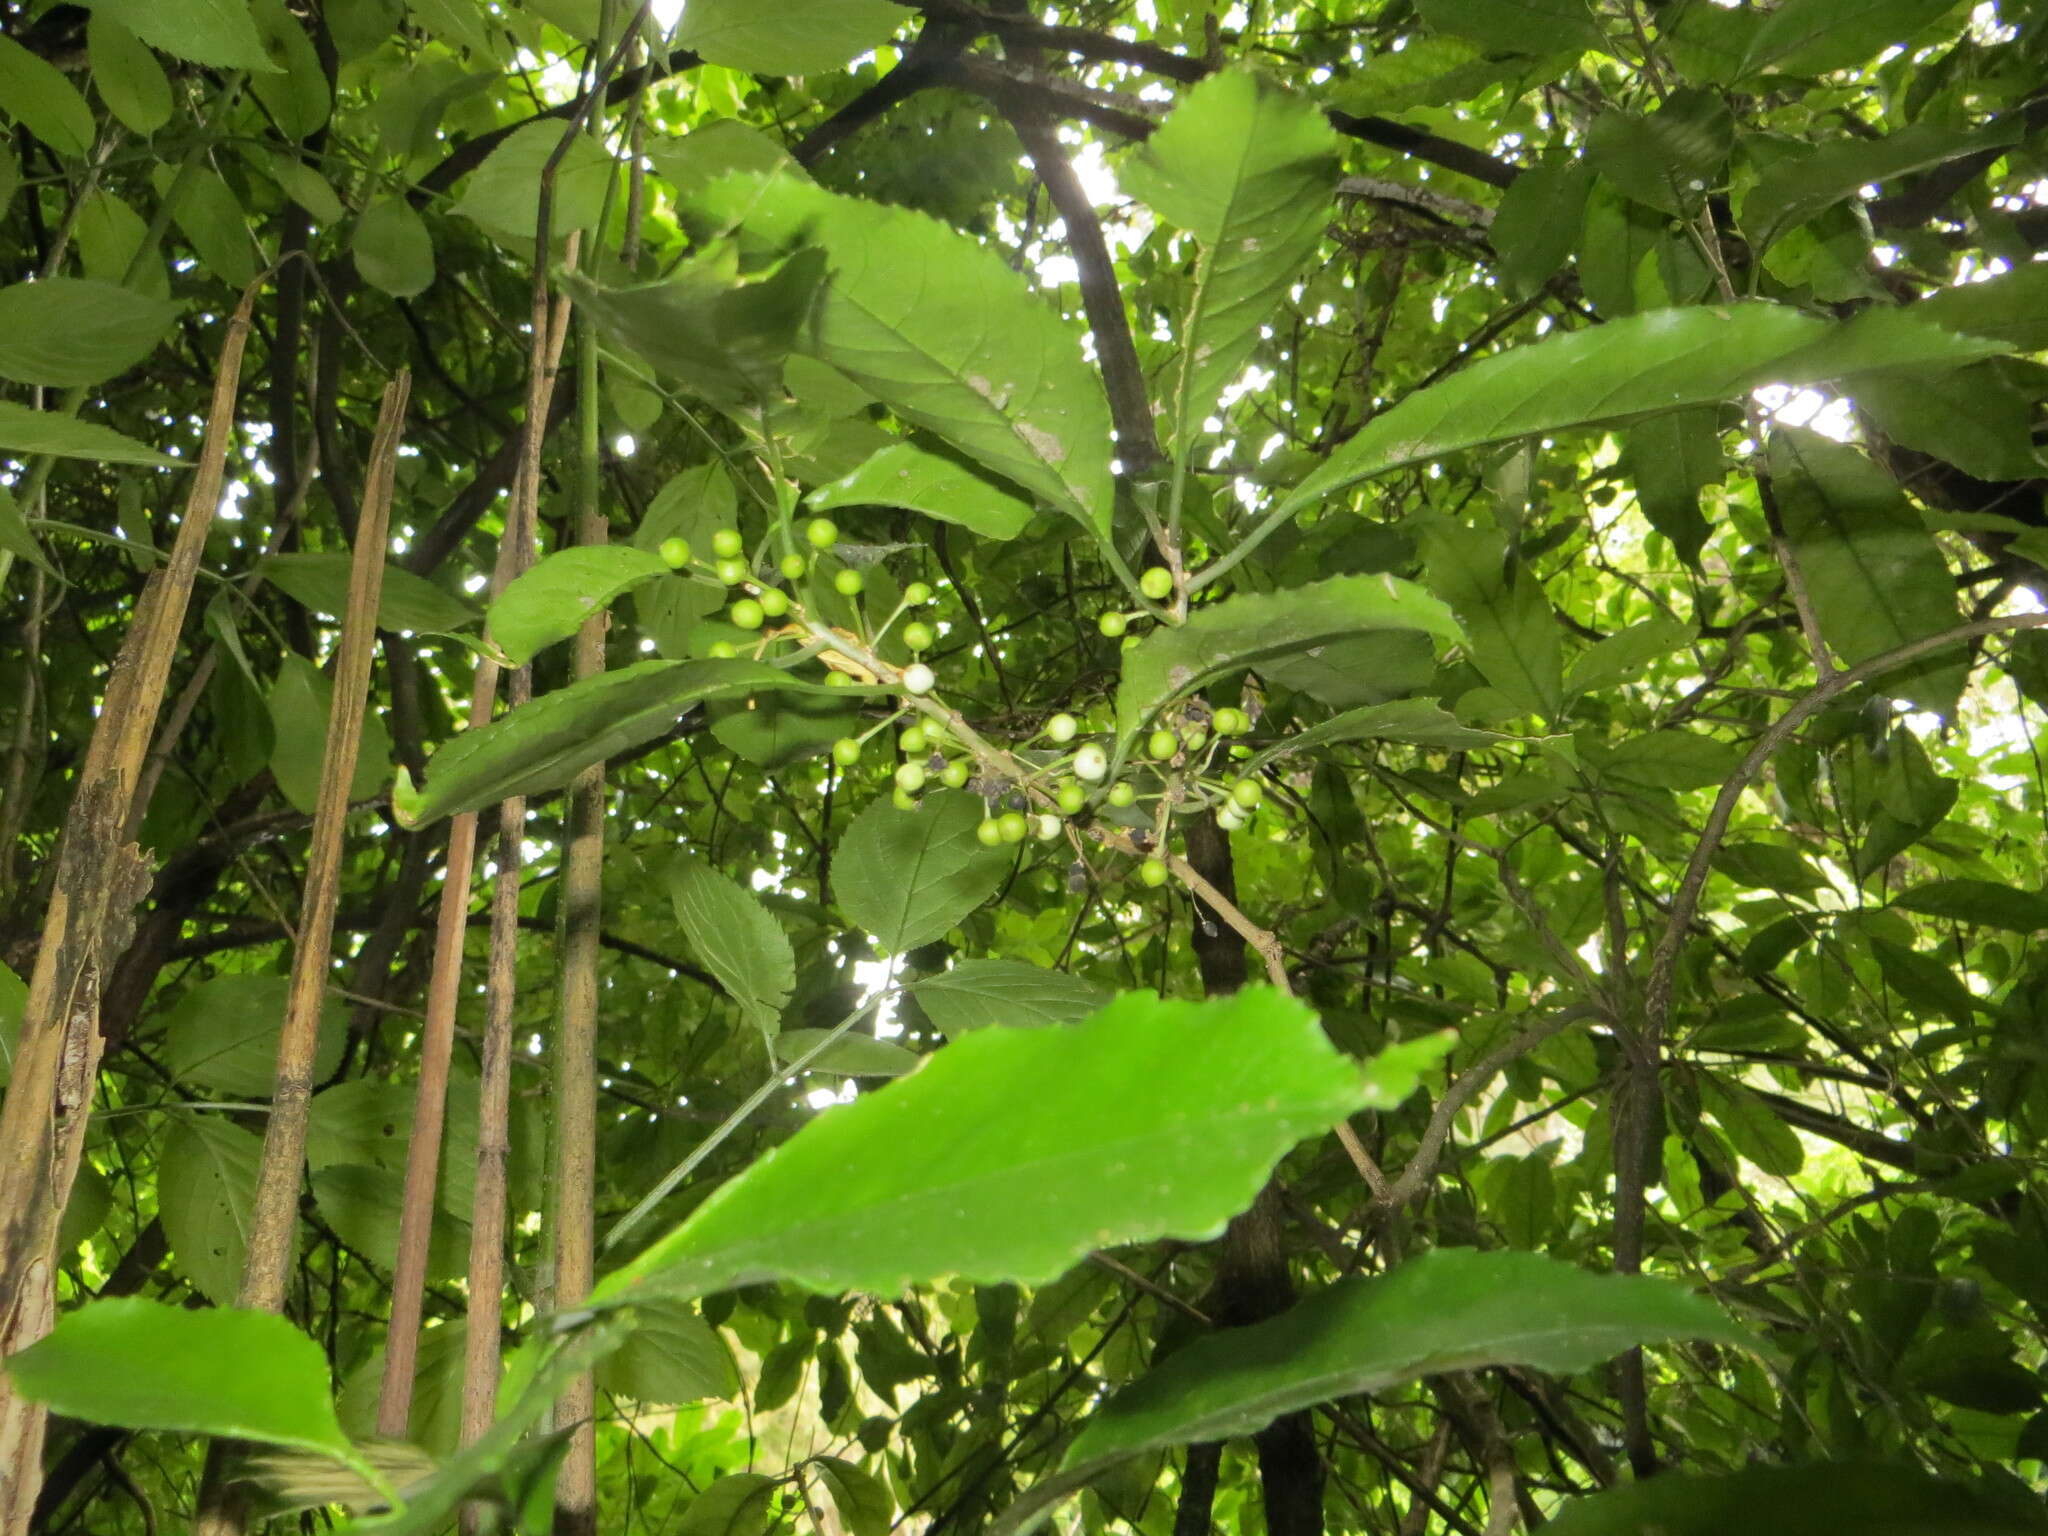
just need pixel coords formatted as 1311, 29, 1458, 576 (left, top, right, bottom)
0, 288, 259, 1536
192, 370, 411, 1536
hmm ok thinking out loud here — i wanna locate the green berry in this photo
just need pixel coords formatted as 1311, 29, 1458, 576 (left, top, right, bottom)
940, 760, 971, 789
824, 671, 853, 687
1231, 778, 1263, 810
1213, 707, 1248, 736
976, 818, 1005, 848
806, 517, 839, 550
903, 581, 932, 606
1120, 634, 1140, 652
899, 723, 928, 755
894, 762, 926, 794
1182, 726, 1207, 753
715, 557, 748, 586
711, 528, 744, 559
1138, 857, 1169, 888
707, 640, 738, 659
729, 598, 765, 630
833, 567, 865, 597
831, 737, 861, 768
1098, 611, 1128, 639
997, 811, 1029, 844
1056, 782, 1086, 816
1107, 781, 1136, 809
657, 536, 692, 570
1072, 743, 1109, 782
901, 663, 936, 695
1139, 566, 1174, 601
756, 587, 790, 618
1216, 804, 1247, 832
1045, 712, 1078, 744
780, 552, 809, 581
902, 620, 935, 651
892, 787, 919, 811
1147, 728, 1177, 762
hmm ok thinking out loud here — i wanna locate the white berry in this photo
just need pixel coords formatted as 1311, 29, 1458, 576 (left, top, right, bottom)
1073, 743, 1109, 782
901, 663, 936, 695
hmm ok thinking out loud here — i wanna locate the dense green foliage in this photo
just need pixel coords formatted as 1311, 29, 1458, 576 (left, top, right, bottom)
3, 0, 2048, 1532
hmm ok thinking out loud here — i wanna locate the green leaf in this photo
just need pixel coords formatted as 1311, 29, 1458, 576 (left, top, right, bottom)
1855, 362, 2046, 483
7, 1299, 354, 1458
999, 1248, 1753, 1532
702, 173, 1116, 542
1618, 409, 1721, 565
808, 438, 1035, 540
645, 119, 798, 201
1592, 729, 1742, 791
1273, 304, 2002, 528
596, 1300, 737, 1406
1744, 124, 2014, 252
834, 790, 1012, 953
1248, 699, 1513, 773
776, 1028, 921, 1077
1869, 936, 1982, 1025
159, 1113, 264, 1304
1116, 574, 1462, 747
1420, 519, 1563, 723
1414, 0, 1605, 56
596, 987, 1365, 1305
263, 151, 346, 224
488, 546, 670, 667
674, 0, 903, 75
248, 0, 330, 138
258, 553, 476, 634
1916, 261, 2048, 353
268, 653, 393, 816
0, 482, 54, 578
454, 121, 615, 241
1491, 155, 1592, 298
812, 1458, 892, 1536
1585, 89, 1731, 217
352, 198, 436, 298
0, 35, 99, 158
0, 958, 25, 1085
909, 959, 1114, 1038
1741, 0, 1959, 78
1543, 1463, 2048, 1536
1769, 427, 1965, 716
161, 974, 342, 1099
1710, 841, 1828, 894
631, 465, 734, 658
708, 687, 860, 769
397, 659, 861, 826
87, 0, 282, 71
1566, 615, 1697, 699
1697, 1074, 1803, 1177
87, 12, 172, 134
672, 1472, 779, 1536
1358, 1030, 1459, 1108
0, 277, 178, 388
314, 1163, 471, 1280
1116, 69, 1342, 459
154, 165, 257, 289
668, 854, 795, 1038
1891, 880, 2048, 933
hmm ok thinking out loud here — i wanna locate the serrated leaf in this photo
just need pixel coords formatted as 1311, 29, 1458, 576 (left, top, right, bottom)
910, 959, 1113, 1038
834, 790, 1011, 953
999, 1248, 1753, 1533
398, 659, 863, 825
701, 173, 1116, 542
488, 546, 670, 666
7, 1299, 354, 1458
0, 408, 179, 477
455, 121, 614, 240
668, 854, 794, 1038
777, 1028, 921, 1076
1585, 89, 1731, 217
808, 438, 1034, 539
1420, 519, 1563, 722
1891, 880, 2048, 933
595, 988, 1365, 1305
1769, 427, 1965, 716
162, 974, 342, 1099
353, 198, 436, 298
1545, 1463, 2048, 1536
258, 552, 476, 634
1744, 123, 2015, 252
88, 0, 282, 71
1116, 574, 1462, 748
1741, 0, 1958, 78
1117, 69, 1342, 459
88, 13, 172, 134
159, 1113, 264, 1304
0, 35, 100, 158
674, 0, 903, 75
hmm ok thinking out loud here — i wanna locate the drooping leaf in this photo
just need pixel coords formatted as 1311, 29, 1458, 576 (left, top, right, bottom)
268, 652, 393, 816
1116, 574, 1462, 747
1741, 0, 1960, 78
674, 0, 904, 76
1697, 1074, 1804, 1177
258, 553, 476, 634
595, 988, 1365, 1305
1890, 880, 2048, 933
998, 1248, 1754, 1532
596, 1300, 738, 1406
909, 959, 1113, 1038
161, 974, 342, 1099
700, 173, 1117, 542
454, 121, 615, 241
808, 438, 1035, 540
488, 546, 671, 666
87, 12, 173, 134
1247, 699, 1513, 772
667, 854, 796, 1038
1855, 362, 2046, 483
1743, 123, 2016, 252
247, 0, 330, 139
1414, 0, 1605, 56
0, 35, 100, 158
1419, 519, 1564, 723
812, 1458, 893, 1536
352, 198, 437, 298
834, 790, 1012, 953
86, 0, 282, 71
395, 659, 866, 826
7, 1299, 356, 1459
1116, 69, 1342, 458
1618, 408, 1722, 565
1491, 155, 1592, 298
776, 1028, 922, 1076
158, 1112, 264, 1304
154, 164, 258, 289
1543, 1462, 2048, 1536
0, 483, 54, 578
1769, 427, 1965, 716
